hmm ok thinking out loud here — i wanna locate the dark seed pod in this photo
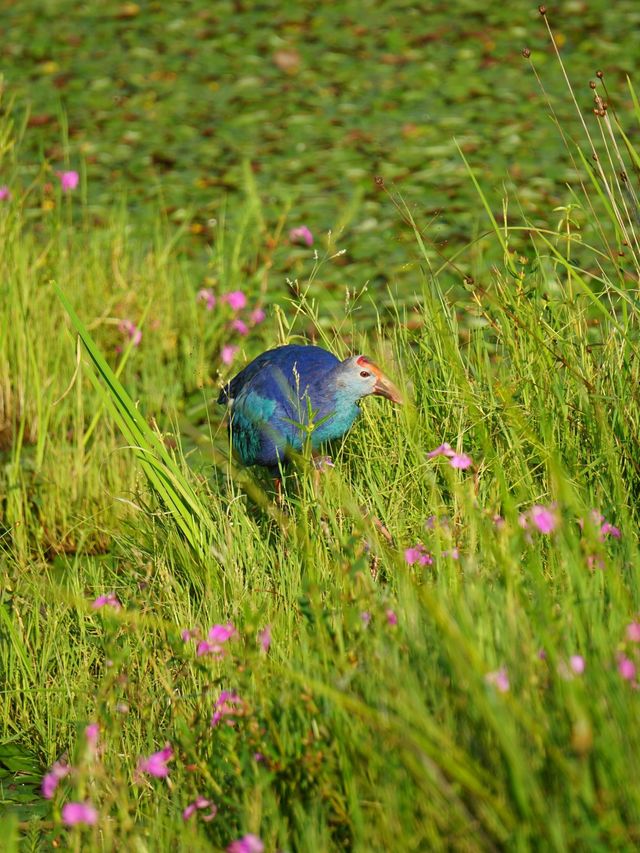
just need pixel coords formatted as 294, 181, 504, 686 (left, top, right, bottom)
589, 80, 596, 89
522, 47, 531, 58
538, 4, 547, 14
596, 70, 604, 79
464, 275, 474, 285
374, 175, 384, 188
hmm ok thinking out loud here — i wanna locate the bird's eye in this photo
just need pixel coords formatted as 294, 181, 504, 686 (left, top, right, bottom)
360, 370, 371, 378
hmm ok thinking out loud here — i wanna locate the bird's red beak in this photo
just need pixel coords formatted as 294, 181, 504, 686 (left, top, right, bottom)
373, 371, 403, 405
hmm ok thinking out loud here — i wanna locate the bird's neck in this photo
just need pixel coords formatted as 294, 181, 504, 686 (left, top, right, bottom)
309, 383, 361, 445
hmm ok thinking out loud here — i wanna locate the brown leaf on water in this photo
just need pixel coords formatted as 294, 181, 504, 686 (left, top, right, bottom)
273, 49, 301, 74
27, 114, 55, 128
53, 74, 72, 89
381, 53, 411, 66
115, 3, 140, 19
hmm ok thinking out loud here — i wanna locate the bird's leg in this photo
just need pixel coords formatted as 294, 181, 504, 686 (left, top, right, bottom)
360, 505, 394, 544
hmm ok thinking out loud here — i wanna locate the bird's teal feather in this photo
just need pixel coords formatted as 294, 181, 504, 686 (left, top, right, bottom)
231, 391, 277, 465
310, 395, 361, 445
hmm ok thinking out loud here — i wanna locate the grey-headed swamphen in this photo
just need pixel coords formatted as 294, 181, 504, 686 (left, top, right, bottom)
218, 344, 401, 473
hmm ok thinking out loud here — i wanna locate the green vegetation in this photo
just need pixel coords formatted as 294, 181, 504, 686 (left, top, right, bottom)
2, 2, 640, 850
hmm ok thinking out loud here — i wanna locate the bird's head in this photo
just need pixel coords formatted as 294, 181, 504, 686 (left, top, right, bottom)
336, 355, 403, 405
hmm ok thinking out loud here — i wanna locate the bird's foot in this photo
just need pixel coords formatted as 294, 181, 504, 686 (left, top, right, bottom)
312, 455, 335, 471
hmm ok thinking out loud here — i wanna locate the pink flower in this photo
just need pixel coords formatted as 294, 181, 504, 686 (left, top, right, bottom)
579, 509, 620, 541
197, 289, 216, 310
211, 691, 243, 727
195, 640, 219, 657
258, 625, 271, 653
0, 186, 11, 201
569, 655, 585, 675
41, 760, 70, 799
530, 505, 558, 534
626, 622, 640, 642
57, 171, 79, 192
578, 510, 599, 532
182, 796, 217, 822
360, 611, 372, 626
404, 544, 433, 566
85, 723, 99, 753
227, 834, 264, 853
449, 453, 472, 470
232, 318, 249, 335
586, 553, 606, 571
61, 801, 98, 826
91, 592, 121, 611
119, 319, 142, 347
600, 521, 621, 540
181, 627, 200, 642
59, 174, 78, 191
485, 668, 510, 693
289, 225, 313, 247
209, 623, 236, 643
197, 622, 236, 657
222, 291, 247, 311
427, 442, 454, 459
618, 655, 636, 681
386, 609, 398, 626
443, 547, 460, 560
136, 744, 173, 779
221, 344, 238, 365
250, 308, 266, 325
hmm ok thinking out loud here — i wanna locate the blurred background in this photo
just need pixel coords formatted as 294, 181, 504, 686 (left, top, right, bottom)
3, 0, 639, 314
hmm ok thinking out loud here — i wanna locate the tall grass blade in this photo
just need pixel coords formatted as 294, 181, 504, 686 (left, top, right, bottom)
53, 281, 221, 572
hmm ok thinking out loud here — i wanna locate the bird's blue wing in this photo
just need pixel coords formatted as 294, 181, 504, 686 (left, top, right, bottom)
219, 345, 341, 468
217, 349, 276, 405
218, 345, 339, 404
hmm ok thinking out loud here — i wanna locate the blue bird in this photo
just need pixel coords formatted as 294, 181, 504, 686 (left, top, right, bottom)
218, 344, 401, 472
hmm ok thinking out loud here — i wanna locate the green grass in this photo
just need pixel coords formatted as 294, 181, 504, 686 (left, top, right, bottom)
2, 6, 640, 851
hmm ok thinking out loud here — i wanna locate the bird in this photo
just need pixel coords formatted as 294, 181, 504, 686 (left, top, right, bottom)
218, 344, 401, 473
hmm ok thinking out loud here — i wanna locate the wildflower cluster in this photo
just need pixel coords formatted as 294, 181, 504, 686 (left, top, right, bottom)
404, 514, 460, 570
616, 622, 640, 687
427, 442, 473, 470
196, 286, 266, 366
40, 611, 272, 845
0, 169, 79, 205
195, 623, 236, 658
519, 504, 559, 535
41, 724, 100, 825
